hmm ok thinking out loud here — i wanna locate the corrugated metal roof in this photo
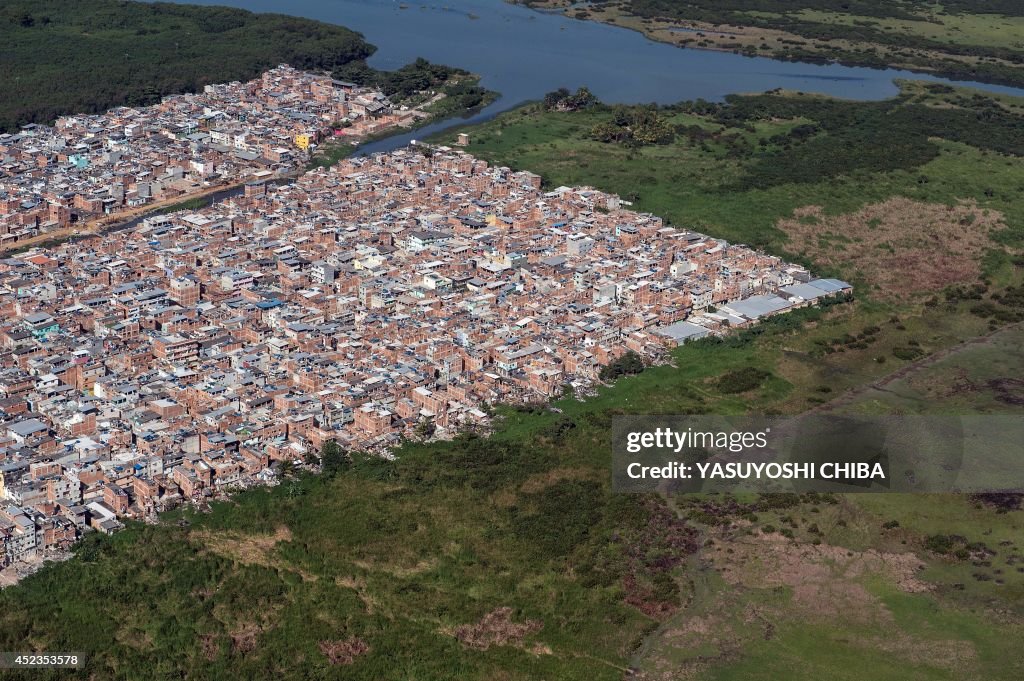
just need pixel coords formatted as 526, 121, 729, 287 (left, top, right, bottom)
654, 321, 710, 342
725, 294, 792, 319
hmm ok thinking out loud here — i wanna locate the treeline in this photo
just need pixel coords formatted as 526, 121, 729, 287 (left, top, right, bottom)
580, 85, 1024, 184
542, 87, 599, 112
701, 90, 1024, 189
0, 0, 376, 132
336, 58, 492, 111
336, 57, 465, 100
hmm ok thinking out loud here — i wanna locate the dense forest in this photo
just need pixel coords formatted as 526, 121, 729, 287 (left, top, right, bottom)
0, 1, 376, 132
335, 57, 491, 110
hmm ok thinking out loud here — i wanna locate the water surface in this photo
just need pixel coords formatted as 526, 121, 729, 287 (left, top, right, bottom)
166, 0, 1024, 153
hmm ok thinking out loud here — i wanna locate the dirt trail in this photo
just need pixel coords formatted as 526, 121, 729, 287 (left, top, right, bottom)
807, 321, 1024, 415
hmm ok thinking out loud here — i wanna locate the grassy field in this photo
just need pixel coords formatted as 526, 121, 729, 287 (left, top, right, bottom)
518, 0, 1024, 87
644, 325, 1024, 680
792, 8, 1024, 49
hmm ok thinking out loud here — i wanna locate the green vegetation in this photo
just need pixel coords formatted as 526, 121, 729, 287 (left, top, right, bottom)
318, 440, 350, 476
598, 351, 646, 381
0, 419, 697, 679
337, 57, 491, 111
0, 0, 375, 132
715, 367, 772, 394
521, 0, 1024, 87
154, 196, 212, 215
542, 87, 599, 112
589, 105, 677, 146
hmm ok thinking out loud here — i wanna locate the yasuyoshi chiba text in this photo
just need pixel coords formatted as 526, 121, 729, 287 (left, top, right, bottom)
625, 461, 887, 480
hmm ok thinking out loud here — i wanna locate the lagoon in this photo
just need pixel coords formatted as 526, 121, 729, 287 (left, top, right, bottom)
167, 0, 1024, 153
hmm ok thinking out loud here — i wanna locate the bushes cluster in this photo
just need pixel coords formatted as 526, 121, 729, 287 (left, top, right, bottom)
591, 105, 676, 146
599, 351, 646, 381
542, 86, 598, 112
716, 367, 771, 394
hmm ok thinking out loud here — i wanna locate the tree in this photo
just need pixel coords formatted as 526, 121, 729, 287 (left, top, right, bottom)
320, 440, 348, 476
610, 105, 633, 126
564, 87, 598, 111
591, 121, 628, 143
414, 417, 436, 441
599, 351, 645, 381
543, 87, 571, 110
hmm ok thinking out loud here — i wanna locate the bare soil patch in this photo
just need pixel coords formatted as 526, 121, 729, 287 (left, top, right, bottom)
351, 556, 437, 578
709, 534, 929, 624
318, 637, 370, 665
988, 377, 1024, 406
779, 198, 1002, 301
853, 633, 977, 668
335, 574, 379, 615
192, 525, 318, 581
199, 633, 220, 661
448, 607, 542, 650
195, 525, 292, 565
519, 466, 600, 493
229, 621, 262, 655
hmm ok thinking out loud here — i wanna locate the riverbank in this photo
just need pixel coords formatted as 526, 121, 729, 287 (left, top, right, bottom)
308, 74, 499, 169
428, 80, 1024, 267
515, 0, 1024, 88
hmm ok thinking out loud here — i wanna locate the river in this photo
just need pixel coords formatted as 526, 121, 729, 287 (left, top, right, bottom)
167, 0, 1024, 154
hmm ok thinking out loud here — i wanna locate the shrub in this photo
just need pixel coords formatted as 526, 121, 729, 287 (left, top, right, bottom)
716, 367, 771, 394
599, 351, 646, 381
892, 345, 925, 361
